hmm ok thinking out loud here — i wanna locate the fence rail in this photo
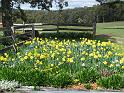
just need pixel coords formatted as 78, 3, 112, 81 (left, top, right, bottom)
59, 28, 93, 31
13, 22, 96, 34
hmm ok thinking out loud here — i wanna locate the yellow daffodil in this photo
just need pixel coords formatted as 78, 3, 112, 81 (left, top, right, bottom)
103, 61, 108, 65
121, 66, 124, 69
67, 57, 74, 63
81, 57, 85, 61
109, 64, 114, 68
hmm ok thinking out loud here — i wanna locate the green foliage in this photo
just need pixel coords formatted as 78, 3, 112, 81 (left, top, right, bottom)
0, 65, 53, 87
0, 44, 5, 50
97, 74, 124, 89
1, 66, 100, 88
74, 67, 100, 83
40, 32, 93, 40
0, 38, 13, 46
0, 66, 74, 88
52, 71, 74, 88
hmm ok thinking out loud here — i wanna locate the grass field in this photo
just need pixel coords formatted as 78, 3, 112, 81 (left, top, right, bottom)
97, 21, 124, 37
39, 21, 124, 37
96, 21, 124, 45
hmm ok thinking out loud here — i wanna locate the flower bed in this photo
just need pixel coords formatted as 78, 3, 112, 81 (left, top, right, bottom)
0, 37, 124, 90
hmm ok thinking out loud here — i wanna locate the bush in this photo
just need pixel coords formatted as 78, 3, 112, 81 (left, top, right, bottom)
40, 32, 93, 40
0, 44, 5, 50
74, 67, 100, 83
0, 38, 13, 46
52, 71, 74, 88
0, 66, 53, 87
97, 74, 124, 89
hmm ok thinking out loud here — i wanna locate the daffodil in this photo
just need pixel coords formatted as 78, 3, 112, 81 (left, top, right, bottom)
67, 57, 74, 63
81, 57, 85, 61
109, 64, 114, 68
103, 61, 108, 65
24, 56, 28, 60
121, 66, 124, 69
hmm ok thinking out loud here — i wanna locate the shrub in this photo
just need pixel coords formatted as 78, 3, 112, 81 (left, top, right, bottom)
40, 32, 93, 39
74, 67, 100, 83
0, 44, 5, 50
52, 71, 74, 88
0, 66, 53, 87
0, 38, 13, 46
97, 74, 124, 89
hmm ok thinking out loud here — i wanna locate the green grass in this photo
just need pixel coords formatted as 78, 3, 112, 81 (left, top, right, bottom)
96, 21, 124, 45
40, 21, 124, 37
96, 21, 124, 37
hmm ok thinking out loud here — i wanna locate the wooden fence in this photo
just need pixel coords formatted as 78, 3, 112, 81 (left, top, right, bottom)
0, 22, 96, 54
14, 22, 96, 34
0, 24, 35, 54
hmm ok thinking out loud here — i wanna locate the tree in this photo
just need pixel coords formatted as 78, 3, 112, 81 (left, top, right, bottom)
96, 0, 124, 22
1, 0, 66, 36
1, 0, 13, 36
96, 0, 124, 4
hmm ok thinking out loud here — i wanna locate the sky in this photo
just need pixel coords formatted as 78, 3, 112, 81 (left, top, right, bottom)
20, 0, 99, 10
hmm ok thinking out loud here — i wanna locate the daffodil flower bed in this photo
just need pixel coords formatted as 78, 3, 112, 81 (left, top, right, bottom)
0, 37, 124, 89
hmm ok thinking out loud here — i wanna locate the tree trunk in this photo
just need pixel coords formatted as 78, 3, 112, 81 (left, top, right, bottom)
1, 0, 13, 36
102, 16, 104, 23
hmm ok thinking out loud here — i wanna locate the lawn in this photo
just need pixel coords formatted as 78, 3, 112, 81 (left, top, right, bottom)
95, 21, 124, 45
97, 21, 124, 37
38, 21, 124, 37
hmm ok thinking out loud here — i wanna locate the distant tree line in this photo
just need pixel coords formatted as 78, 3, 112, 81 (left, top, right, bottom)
13, 7, 96, 26
0, 2, 124, 25
13, 3, 124, 25
97, 2, 124, 22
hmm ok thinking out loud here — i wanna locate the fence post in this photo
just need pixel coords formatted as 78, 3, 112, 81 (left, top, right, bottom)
93, 16, 96, 37
57, 24, 59, 33
11, 26, 17, 53
32, 24, 35, 39
23, 21, 25, 32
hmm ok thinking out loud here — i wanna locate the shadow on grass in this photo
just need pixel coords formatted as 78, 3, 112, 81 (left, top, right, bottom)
104, 28, 124, 29
94, 34, 116, 43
